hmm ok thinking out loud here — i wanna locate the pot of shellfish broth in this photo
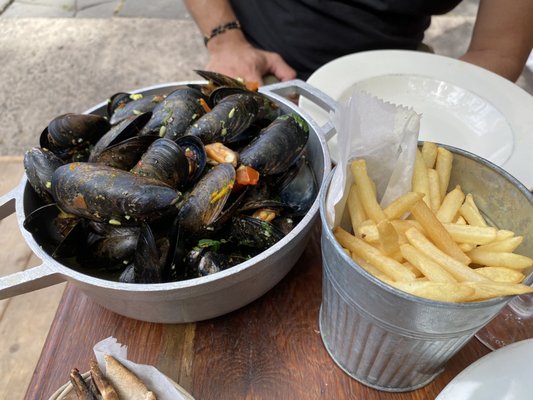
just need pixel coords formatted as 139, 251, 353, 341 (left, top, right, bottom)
7, 78, 331, 323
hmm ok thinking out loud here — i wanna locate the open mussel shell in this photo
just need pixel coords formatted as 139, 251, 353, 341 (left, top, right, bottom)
133, 223, 163, 284
40, 113, 110, 158
89, 112, 152, 162
177, 162, 235, 235
22, 202, 83, 257
107, 92, 132, 117
175, 134, 207, 185
193, 69, 247, 95
278, 156, 318, 216
186, 249, 233, 277
23, 147, 64, 204
84, 222, 140, 270
208, 86, 249, 106
92, 135, 159, 170
229, 214, 285, 251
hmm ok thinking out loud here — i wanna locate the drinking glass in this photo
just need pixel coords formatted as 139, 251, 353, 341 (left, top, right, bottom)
476, 294, 533, 351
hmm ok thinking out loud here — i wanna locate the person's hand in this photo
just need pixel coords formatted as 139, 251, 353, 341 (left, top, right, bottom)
205, 29, 297, 86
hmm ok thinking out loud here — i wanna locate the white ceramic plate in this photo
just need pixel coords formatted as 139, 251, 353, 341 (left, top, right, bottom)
436, 338, 533, 400
299, 50, 533, 190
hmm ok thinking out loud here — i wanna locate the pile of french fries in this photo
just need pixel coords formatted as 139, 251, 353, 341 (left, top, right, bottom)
334, 142, 533, 302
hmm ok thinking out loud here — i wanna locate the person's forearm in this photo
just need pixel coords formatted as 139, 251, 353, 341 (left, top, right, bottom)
183, 0, 245, 47
460, 0, 533, 81
183, 0, 297, 83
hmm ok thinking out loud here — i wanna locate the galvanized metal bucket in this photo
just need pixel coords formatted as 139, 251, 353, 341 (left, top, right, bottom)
318, 144, 533, 392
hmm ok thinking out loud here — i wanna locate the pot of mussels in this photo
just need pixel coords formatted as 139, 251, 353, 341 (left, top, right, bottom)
0, 71, 334, 323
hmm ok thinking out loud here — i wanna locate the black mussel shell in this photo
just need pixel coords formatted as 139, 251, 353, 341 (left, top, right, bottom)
92, 135, 159, 170
130, 138, 190, 188
40, 113, 110, 157
108, 93, 165, 125
140, 87, 208, 140
229, 214, 285, 251
175, 134, 207, 184
238, 113, 309, 176
24, 147, 64, 203
133, 223, 163, 283
89, 112, 152, 162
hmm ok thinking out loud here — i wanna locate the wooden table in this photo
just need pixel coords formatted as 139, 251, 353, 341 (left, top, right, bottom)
24, 221, 491, 399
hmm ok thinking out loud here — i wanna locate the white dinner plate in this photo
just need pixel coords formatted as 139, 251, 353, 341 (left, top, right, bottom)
435, 338, 533, 400
299, 50, 533, 190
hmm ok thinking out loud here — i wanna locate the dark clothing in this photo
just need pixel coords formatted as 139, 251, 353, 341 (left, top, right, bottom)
230, 0, 463, 79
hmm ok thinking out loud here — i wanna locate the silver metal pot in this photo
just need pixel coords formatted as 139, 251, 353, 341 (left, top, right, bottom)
0, 80, 335, 323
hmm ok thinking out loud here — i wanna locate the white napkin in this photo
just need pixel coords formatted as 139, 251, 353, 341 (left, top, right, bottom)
325, 90, 420, 229
93, 336, 193, 400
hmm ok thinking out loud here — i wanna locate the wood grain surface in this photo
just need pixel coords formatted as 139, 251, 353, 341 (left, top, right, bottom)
24, 221, 491, 400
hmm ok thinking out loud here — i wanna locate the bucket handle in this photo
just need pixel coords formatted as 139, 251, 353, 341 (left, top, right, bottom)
259, 79, 338, 141
0, 186, 64, 300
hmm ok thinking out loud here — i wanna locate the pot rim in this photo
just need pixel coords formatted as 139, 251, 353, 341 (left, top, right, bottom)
15, 80, 332, 293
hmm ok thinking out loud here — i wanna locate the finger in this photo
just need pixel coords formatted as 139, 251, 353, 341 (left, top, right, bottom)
264, 52, 297, 81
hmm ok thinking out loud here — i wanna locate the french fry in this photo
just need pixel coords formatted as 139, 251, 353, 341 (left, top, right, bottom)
496, 229, 515, 241
383, 191, 424, 220
390, 281, 475, 302
436, 185, 465, 223
352, 253, 395, 284
427, 168, 442, 212
464, 281, 533, 301
377, 220, 400, 256
460, 193, 487, 227
475, 236, 524, 253
410, 199, 471, 265
435, 146, 453, 200
391, 219, 425, 234
402, 261, 424, 278
391, 219, 424, 245
442, 223, 498, 245
347, 184, 367, 234
400, 244, 457, 283
474, 267, 525, 283
350, 159, 387, 223
332, 144, 532, 304
412, 149, 431, 206
466, 248, 533, 270
458, 243, 476, 252
455, 216, 467, 225
421, 141, 438, 169
405, 227, 487, 282
358, 222, 379, 243
334, 226, 416, 282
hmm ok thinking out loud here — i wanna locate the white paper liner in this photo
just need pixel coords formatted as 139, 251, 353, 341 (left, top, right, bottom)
93, 336, 194, 400
325, 90, 421, 229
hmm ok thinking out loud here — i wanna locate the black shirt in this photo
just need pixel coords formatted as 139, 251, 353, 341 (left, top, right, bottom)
230, 0, 463, 79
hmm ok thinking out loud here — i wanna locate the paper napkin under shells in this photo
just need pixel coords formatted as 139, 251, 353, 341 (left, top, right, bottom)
325, 90, 421, 228
93, 337, 194, 400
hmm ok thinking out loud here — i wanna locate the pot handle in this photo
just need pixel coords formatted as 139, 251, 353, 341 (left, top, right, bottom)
0, 186, 65, 299
259, 79, 338, 141
0, 187, 17, 220
0, 264, 63, 300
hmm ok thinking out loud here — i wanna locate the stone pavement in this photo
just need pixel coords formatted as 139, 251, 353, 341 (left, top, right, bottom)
0, 0, 532, 156
0, 0, 190, 18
